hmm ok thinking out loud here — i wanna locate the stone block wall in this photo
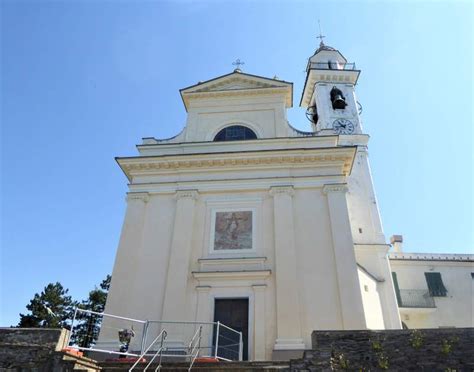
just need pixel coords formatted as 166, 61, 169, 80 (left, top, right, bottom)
290, 328, 474, 371
0, 328, 99, 371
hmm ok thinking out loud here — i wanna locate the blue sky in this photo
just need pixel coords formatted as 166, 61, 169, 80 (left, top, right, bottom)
1, 1, 472, 327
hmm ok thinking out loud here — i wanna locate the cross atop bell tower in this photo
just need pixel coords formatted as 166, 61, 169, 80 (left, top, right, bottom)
316, 20, 326, 47
300, 37, 363, 135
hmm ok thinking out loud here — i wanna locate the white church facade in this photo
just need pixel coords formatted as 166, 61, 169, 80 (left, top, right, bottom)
98, 41, 472, 360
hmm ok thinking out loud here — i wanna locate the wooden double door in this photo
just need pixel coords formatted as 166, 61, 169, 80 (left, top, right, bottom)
213, 298, 249, 360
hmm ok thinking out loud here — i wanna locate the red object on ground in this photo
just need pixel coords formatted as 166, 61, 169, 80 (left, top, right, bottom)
62, 347, 84, 357
195, 357, 219, 363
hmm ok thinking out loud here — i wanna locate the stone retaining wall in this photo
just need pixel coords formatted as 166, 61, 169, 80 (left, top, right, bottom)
0, 328, 99, 371
290, 328, 474, 371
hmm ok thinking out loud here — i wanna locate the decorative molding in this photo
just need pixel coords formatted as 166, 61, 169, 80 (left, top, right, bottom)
192, 270, 271, 281
123, 153, 351, 171
322, 183, 348, 194
252, 284, 267, 291
195, 285, 212, 292
199, 257, 267, 272
126, 192, 149, 203
269, 185, 295, 197
193, 77, 281, 92
388, 252, 474, 262
118, 147, 356, 179
175, 189, 199, 200
128, 175, 348, 194
198, 257, 267, 264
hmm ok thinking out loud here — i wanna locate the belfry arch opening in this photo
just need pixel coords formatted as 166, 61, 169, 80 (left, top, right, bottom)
213, 125, 257, 142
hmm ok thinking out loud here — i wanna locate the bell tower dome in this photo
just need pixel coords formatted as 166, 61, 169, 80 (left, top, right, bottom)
301, 40, 362, 135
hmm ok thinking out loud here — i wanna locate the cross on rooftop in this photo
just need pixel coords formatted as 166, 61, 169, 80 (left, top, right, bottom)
232, 58, 245, 71
316, 20, 326, 46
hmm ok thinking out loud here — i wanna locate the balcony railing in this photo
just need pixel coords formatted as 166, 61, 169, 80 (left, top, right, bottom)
398, 289, 436, 308
308, 62, 357, 71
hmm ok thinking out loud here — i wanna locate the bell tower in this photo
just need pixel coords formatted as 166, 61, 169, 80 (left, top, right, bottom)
300, 39, 362, 135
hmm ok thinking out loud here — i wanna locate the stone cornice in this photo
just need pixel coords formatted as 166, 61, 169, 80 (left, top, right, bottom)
118, 147, 356, 181
323, 183, 349, 194
137, 135, 340, 156
269, 185, 295, 197
126, 192, 149, 203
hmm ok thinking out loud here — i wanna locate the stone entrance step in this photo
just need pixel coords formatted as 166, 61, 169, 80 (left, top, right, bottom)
100, 360, 290, 372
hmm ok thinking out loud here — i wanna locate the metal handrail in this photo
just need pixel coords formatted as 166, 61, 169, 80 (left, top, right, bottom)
67, 309, 243, 364
214, 321, 220, 359
67, 307, 147, 349
145, 329, 167, 372
129, 329, 167, 372
187, 326, 202, 371
238, 332, 243, 361
399, 289, 436, 308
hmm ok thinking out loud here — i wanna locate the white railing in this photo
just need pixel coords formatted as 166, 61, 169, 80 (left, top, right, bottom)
130, 329, 167, 372
214, 322, 242, 361
187, 326, 202, 371
67, 308, 243, 368
67, 307, 147, 357
143, 320, 242, 361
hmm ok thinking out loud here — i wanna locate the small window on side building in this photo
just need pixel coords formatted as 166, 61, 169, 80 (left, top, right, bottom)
424, 272, 447, 297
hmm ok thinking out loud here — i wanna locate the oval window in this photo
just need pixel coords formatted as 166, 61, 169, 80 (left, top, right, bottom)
213, 125, 257, 141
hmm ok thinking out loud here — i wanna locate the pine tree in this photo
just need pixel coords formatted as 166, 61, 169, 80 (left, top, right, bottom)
72, 275, 111, 348
18, 282, 76, 329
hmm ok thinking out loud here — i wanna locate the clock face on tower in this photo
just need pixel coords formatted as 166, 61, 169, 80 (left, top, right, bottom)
333, 118, 355, 135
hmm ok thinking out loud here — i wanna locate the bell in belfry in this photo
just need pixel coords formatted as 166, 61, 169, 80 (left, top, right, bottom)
330, 86, 347, 109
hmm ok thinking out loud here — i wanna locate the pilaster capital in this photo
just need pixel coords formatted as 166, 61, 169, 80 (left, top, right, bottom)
323, 184, 348, 195
269, 185, 294, 197
252, 284, 267, 292
175, 189, 199, 200
126, 192, 149, 203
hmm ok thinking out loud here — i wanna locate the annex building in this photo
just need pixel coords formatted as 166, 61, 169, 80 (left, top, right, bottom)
98, 41, 473, 361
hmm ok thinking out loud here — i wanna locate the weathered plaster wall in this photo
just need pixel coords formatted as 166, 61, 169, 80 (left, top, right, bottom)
390, 258, 474, 329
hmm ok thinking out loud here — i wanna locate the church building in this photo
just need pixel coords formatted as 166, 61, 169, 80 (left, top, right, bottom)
99, 40, 403, 360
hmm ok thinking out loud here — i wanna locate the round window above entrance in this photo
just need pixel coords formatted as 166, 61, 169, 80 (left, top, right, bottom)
213, 125, 257, 141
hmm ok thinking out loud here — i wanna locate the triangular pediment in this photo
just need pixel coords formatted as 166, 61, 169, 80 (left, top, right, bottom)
182, 71, 291, 93
196, 79, 271, 92
180, 71, 293, 111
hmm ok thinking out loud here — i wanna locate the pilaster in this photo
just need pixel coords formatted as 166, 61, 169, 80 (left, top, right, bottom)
162, 190, 199, 321
195, 285, 211, 323
113, 192, 149, 280
100, 192, 149, 342
323, 184, 366, 329
270, 186, 304, 350
252, 284, 267, 360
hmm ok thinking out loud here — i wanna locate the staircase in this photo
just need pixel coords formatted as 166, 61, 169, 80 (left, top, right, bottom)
100, 360, 290, 371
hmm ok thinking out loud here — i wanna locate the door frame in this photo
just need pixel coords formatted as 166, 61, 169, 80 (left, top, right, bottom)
210, 291, 254, 360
